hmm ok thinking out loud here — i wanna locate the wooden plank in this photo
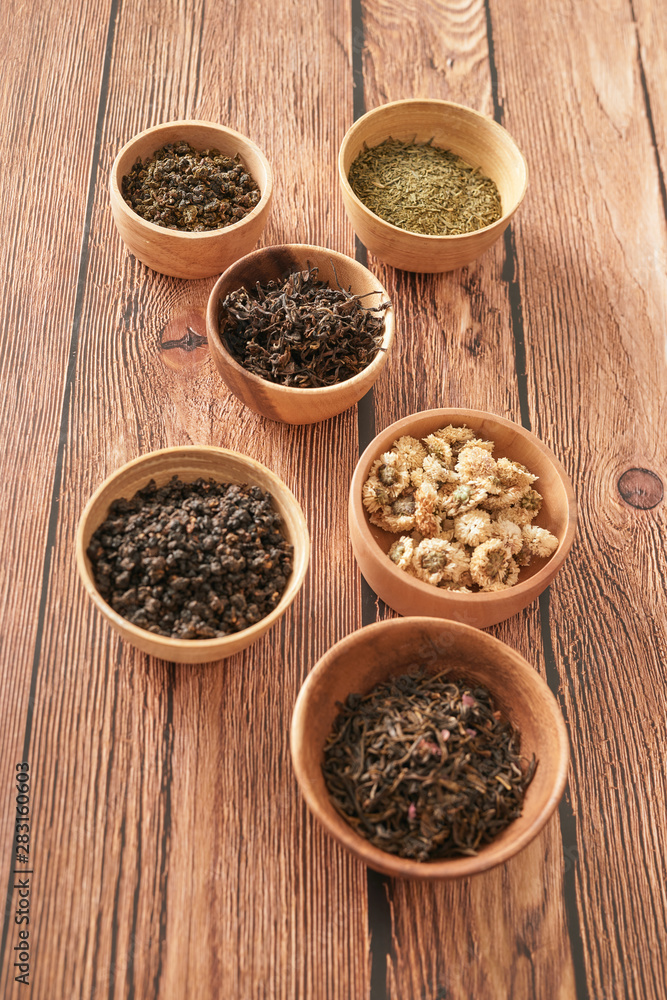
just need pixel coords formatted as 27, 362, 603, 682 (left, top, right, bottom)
490, 1, 667, 999
358, 0, 577, 997
0, 2, 115, 996
1, 1, 374, 998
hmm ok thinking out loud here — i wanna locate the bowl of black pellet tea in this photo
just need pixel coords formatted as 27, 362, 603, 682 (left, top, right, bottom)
76, 446, 309, 664
339, 99, 528, 273
110, 119, 273, 279
205, 244, 395, 424
290, 617, 569, 879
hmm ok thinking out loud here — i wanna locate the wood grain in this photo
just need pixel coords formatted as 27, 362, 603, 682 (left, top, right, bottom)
2, 0, 371, 998
490, 1, 667, 998
1, 0, 667, 997
358, 0, 579, 996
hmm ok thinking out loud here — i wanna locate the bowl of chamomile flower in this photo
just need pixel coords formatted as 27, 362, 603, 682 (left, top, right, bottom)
348, 409, 577, 628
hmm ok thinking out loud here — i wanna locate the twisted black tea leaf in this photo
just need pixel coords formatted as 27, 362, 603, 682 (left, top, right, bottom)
348, 138, 502, 236
323, 670, 535, 861
87, 477, 293, 639
220, 265, 389, 388
122, 142, 260, 231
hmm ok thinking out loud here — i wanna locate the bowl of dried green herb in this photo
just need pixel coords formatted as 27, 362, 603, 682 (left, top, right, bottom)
76, 446, 309, 663
110, 120, 273, 279
339, 99, 528, 273
206, 244, 395, 424
291, 617, 569, 878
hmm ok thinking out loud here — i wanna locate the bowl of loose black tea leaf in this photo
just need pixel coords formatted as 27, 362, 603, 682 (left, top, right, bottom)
348, 407, 577, 629
76, 446, 309, 663
291, 617, 569, 879
206, 244, 395, 424
338, 99, 528, 273
110, 120, 272, 279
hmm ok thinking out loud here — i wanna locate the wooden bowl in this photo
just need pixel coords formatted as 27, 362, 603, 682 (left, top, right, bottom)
206, 244, 395, 424
110, 120, 272, 279
349, 409, 576, 628
291, 617, 569, 878
338, 99, 528, 273
76, 446, 309, 663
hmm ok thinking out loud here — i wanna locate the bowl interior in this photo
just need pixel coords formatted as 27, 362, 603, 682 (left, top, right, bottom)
112, 121, 271, 227
207, 244, 394, 391
340, 100, 527, 225
292, 617, 569, 878
77, 447, 309, 651
354, 409, 573, 588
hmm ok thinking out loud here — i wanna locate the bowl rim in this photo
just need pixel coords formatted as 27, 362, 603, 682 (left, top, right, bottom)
75, 445, 310, 653
109, 119, 273, 240
206, 243, 396, 397
349, 407, 577, 605
290, 616, 570, 879
338, 98, 529, 243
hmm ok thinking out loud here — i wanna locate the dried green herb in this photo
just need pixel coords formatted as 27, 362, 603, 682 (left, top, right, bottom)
87, 477, 293, 639
348, 138, 502, 236
322, 670, 535, 861
219, 264, 390, 388
122, 141, 261, 232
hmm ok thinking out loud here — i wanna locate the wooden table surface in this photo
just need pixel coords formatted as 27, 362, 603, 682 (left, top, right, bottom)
1, 1, 666, 998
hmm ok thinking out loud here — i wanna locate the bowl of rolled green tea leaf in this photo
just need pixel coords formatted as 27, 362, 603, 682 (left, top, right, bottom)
206, 244, 395, 424
291, 618, 569, 878
339, 99, 528, 273
76, 446, 309, 664
110, 120, 272, 279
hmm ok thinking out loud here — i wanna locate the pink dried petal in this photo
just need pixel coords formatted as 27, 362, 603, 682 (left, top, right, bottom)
441, 729, 450, 742
461, 693, 476, 708
466, 728, 477, 737
408, 803, 417, 821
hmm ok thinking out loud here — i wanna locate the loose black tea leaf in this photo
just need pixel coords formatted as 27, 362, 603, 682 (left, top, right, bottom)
219, 265, 389, 388
348, 138, 502, 236
122, 142, 261, 232
322, 670, 536, 861
87, 477, 293, 639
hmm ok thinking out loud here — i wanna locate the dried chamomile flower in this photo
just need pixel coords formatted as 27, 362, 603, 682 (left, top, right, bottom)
455, 446, 497, 483
432, 424, 475, 455
454, 510, 493, 548
422, 433, 454, 467
487, 501, 535, 526
496, 456, 538, 491
411, 538, 471, 587
470, 538, 515, 590
521, 525, 559, 559
443, 540, 474, 584
392, 435, 428, 470
368, 453, 410, 496
459, 437, 495, 454
491, 517, 523, 556
481, 557, 520, 592
369, 493, 418, 533
414, 481, 441, 537
519, 488, 543, 515
361, 478, 392, 513
411, 538, 456, 586
388, 535, 415, 571
422, 454, 458, 486
441, 483, 490, 517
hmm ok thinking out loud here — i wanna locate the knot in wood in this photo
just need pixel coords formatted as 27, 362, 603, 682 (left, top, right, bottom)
617, 468, 663, 509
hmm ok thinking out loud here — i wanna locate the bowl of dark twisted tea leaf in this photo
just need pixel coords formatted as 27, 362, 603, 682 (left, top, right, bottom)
290, 617, 568, 879
206, 244, 395, 424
